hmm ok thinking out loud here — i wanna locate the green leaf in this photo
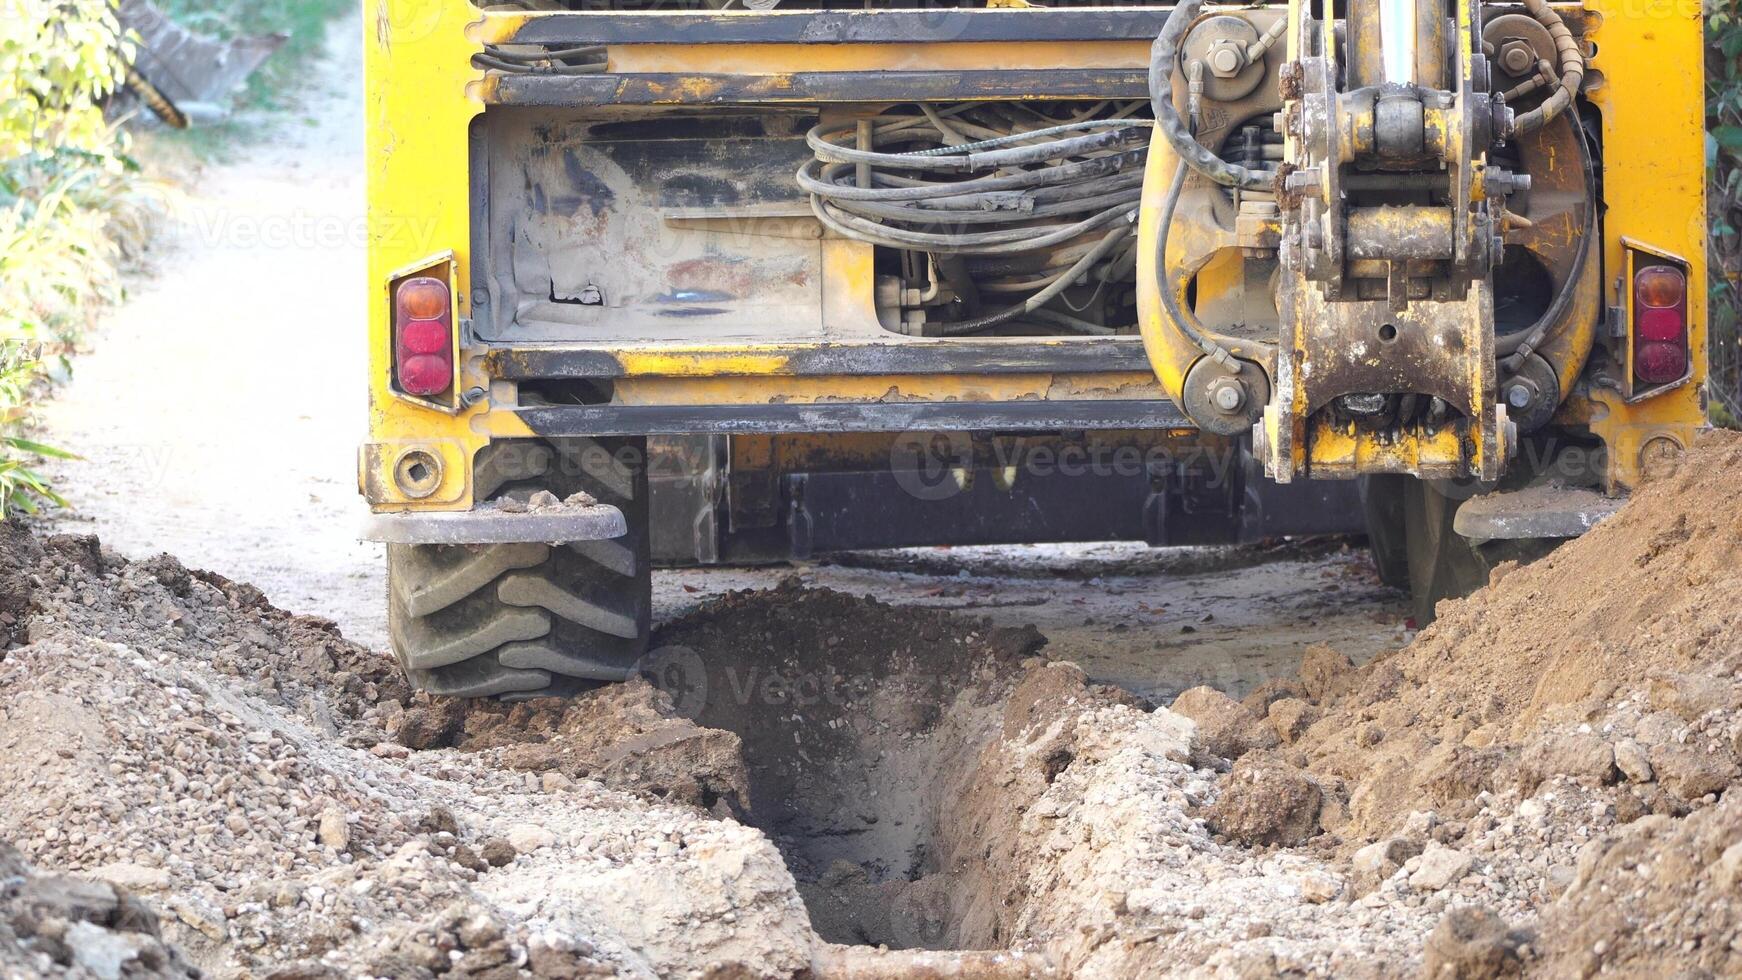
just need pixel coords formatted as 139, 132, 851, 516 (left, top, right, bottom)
2, 436, 77, 459
1713, 126, 1742, 151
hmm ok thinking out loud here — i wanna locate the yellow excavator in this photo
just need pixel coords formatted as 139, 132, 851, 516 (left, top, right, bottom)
358, 0, 1706, 697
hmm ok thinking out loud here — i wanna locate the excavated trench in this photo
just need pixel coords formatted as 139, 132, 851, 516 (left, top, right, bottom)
644, 584, 1068, 950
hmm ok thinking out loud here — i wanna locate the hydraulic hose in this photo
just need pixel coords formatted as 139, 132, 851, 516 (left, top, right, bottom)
1497, 115, 1596, 370
1509, 0, 1585, 135
1154, 158, 1236, 366
1148, 0, 1272, 192
800, 105, 1150, 333
939, 222, 1132, 336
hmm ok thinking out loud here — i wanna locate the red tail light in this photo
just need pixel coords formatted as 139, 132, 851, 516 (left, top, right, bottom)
1632, 263, 1688, 386
394, 276, 453, 396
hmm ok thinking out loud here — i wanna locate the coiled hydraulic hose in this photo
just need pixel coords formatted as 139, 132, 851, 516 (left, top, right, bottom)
1148, 0, 1272, 191
799, 106, 1150, 335
1509, 0, 1585, 135
1497, 115, 1596, 370
938, 222, 1133, 336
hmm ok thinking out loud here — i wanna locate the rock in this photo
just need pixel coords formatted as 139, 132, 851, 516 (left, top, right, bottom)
507, 824, 556, 853
1403, 810, 1439, 838
1267, 698, 1320, 744
87, 863, 171, 893
1239, 678, 1305, 718
1298, 870, 1343, 904
452, 844, 488, 873
317, 808, 350, 851
166, 894, 228, 942
1171, 686, 1280, 762
1421, 906, 1528, 978
1351, 837, 1423, 893
262, 964, 345, 980
395, 699, 467, 750
1520, 733, 1616, 788
457, 910, 505, 948
66, 919, 140, 980
479, 837, 517, 867
1648, 743, 1739, 800
541, 771, 574, 793
135, 553, 193, 597
1648, 671, 1738, 723
420, 805, 461, 835
1712, 842, 1742, 892
1205, 750, 1323, 846
1299, 644, 1356, 701
1613, 739, 1654, 784
1409, 846, 1474, 892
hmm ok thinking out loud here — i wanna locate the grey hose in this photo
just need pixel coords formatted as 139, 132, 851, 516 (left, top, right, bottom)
1509, 0, 1585, 135
940, 222, 1133, 336
1149, 0, 1272, 191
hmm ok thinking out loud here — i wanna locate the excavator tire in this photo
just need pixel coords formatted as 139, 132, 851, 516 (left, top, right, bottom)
386, 436, 650, 698
1366, 476, 1561, 625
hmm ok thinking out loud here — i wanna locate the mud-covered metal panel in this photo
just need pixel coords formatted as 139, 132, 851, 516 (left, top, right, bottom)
475, 108, 825, 343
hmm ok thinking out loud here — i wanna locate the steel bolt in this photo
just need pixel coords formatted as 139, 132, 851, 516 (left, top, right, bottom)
1505, 383, 1533, 409
1210, 378, 1246, 413
1208, 44, 1245, 78
1499, 41, 1536, 76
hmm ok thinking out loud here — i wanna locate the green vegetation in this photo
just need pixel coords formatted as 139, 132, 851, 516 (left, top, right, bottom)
0, 0, 153, 516
0, 0, 349, 516
1709, 3, 1742, 426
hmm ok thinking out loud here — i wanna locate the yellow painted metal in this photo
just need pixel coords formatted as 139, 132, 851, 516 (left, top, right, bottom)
362, 0, 514, 512
1135, 0, 1707, 487
364, 0, 1178, 514
1574, 0, 1708, 491
365, 0, 1709, 518
1301, 415, 1476, 479
1134, 128, 1247, 402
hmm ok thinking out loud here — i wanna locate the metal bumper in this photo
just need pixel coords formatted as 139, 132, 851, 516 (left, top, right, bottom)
1453, 484, 1624, 542
361, 503, 626, 545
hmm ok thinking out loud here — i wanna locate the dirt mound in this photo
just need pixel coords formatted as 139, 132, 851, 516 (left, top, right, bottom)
1535, 793, 1742, 976
0, 524, 806, 977
393, 679, 755, 819
1226, 430, 1742, 973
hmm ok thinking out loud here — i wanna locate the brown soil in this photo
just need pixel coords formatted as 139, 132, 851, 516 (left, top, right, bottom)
1230, 430, 1742, 975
